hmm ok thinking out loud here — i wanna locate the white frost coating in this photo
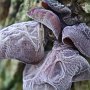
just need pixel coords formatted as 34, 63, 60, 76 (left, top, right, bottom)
0, 21, 44, 64
23, 41, 90, 90
62, 23, 90, 58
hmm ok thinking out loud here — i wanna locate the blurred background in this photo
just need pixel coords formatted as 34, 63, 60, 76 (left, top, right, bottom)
0, 0, 90, 90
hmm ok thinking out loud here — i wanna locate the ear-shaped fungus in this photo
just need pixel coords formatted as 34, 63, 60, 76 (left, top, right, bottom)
43, 0, 80, 25
43, 0, 71, 14
0, 21, 44, 64
23, 41, 90, 90
62, 23, 90, 58
27, 7, 61, 39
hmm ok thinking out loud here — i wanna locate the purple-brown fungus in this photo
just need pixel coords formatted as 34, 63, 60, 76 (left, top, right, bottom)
0, 21, 44, 64
62, 23, 90, 58
27, 7, 61, 39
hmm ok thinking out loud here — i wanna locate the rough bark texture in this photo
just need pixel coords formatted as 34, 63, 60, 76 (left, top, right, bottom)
0, 0, 90, 90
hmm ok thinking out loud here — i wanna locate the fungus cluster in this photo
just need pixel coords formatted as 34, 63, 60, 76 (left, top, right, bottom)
0, 0, 90, 90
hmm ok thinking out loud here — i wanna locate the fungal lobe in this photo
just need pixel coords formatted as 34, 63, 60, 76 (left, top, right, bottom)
62, 23, 90, 58
43, 0, 80, 25
27, 7, 61, 39
23, 41, 90, 90
0, 21, 44, 64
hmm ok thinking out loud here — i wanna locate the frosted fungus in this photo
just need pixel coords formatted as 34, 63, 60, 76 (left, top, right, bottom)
0, 0, 90, 90
27, 7, 61, 39
0, 21, 44, 64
